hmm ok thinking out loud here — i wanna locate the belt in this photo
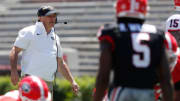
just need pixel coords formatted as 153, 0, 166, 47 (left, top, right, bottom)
21, 74, 53, 83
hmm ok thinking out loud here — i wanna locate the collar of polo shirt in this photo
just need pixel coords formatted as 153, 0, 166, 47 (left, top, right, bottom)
35, 22, 55, 36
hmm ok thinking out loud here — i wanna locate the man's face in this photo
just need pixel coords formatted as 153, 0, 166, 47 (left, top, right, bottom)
39, 13, 57, 28
170, 31, 180, 46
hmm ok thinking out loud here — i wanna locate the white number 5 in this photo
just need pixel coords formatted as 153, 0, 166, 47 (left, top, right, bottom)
131, 33, 150, 68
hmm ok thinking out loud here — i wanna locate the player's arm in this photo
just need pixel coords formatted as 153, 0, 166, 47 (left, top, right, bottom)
9, 46, 22, 85
57, 57, 79, 95
157, 45, 174, 101
93, 40, 112, 101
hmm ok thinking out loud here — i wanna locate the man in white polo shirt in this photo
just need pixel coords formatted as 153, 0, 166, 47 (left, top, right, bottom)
9, 6, 79, 95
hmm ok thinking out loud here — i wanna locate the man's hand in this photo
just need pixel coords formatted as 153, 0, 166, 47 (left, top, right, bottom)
57, 58, 80, 95
71, 81, 79, 95
11, 70, 19, 85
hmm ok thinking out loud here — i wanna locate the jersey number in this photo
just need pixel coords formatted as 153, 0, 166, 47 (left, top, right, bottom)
131, 33, 150, 68
170, 19, 179, 28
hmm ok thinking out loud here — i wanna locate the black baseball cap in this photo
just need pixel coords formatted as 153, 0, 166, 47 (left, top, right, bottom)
37, 6, 57, 16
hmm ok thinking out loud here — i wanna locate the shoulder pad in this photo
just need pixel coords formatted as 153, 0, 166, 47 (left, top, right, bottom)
141, 24, 157, 33
97, 23, 117, 38
103, 23, 117, 30
141, 24, 164, 35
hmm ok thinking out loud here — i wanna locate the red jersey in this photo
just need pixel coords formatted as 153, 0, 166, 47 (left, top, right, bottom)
0, 90, 51, 101
155, 32, 180, 101
0, 90, 21, 101
154, 55, 180, 101
172, 54, 180, 83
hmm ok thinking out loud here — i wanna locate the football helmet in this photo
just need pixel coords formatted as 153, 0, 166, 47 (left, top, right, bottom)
18, 76, 51, 101
174, 0, 180, 11
115, 0, 148, 19
164, 32, 179, 71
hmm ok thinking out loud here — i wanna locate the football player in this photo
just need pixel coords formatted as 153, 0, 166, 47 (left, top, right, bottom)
93, 0, 173, 101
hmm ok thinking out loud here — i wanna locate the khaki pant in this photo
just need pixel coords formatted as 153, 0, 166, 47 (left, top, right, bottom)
45, 81, 54, 101
109, 87, 155, 101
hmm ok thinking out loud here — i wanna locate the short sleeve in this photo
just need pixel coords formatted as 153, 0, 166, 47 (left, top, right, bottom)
56, 36, 63, 58
14, 29, 32, 49
97, 24, 115, 51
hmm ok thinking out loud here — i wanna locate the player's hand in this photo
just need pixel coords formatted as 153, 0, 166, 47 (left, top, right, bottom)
11, 70, 19, 85
71, 81, 79, 95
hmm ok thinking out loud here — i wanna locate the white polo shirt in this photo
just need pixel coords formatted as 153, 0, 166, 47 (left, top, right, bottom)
14, 22, 63, 81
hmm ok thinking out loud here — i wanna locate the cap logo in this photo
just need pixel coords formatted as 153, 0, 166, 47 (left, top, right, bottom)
51, 36, 54, 40
42, 6, 53, 10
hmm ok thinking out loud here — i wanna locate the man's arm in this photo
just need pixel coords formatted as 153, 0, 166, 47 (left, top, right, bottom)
57, 57, 79, 95
9, 46, 22, 85
93, 40, 112, 101
157, 46, 174, 101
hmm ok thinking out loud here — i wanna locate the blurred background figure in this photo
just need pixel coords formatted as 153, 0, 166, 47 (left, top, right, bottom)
174, 0, 180, 10
154, 32, 179, 101
0, 75, 51, 101
158, 2, 180, 100
93, 0, 173, 101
